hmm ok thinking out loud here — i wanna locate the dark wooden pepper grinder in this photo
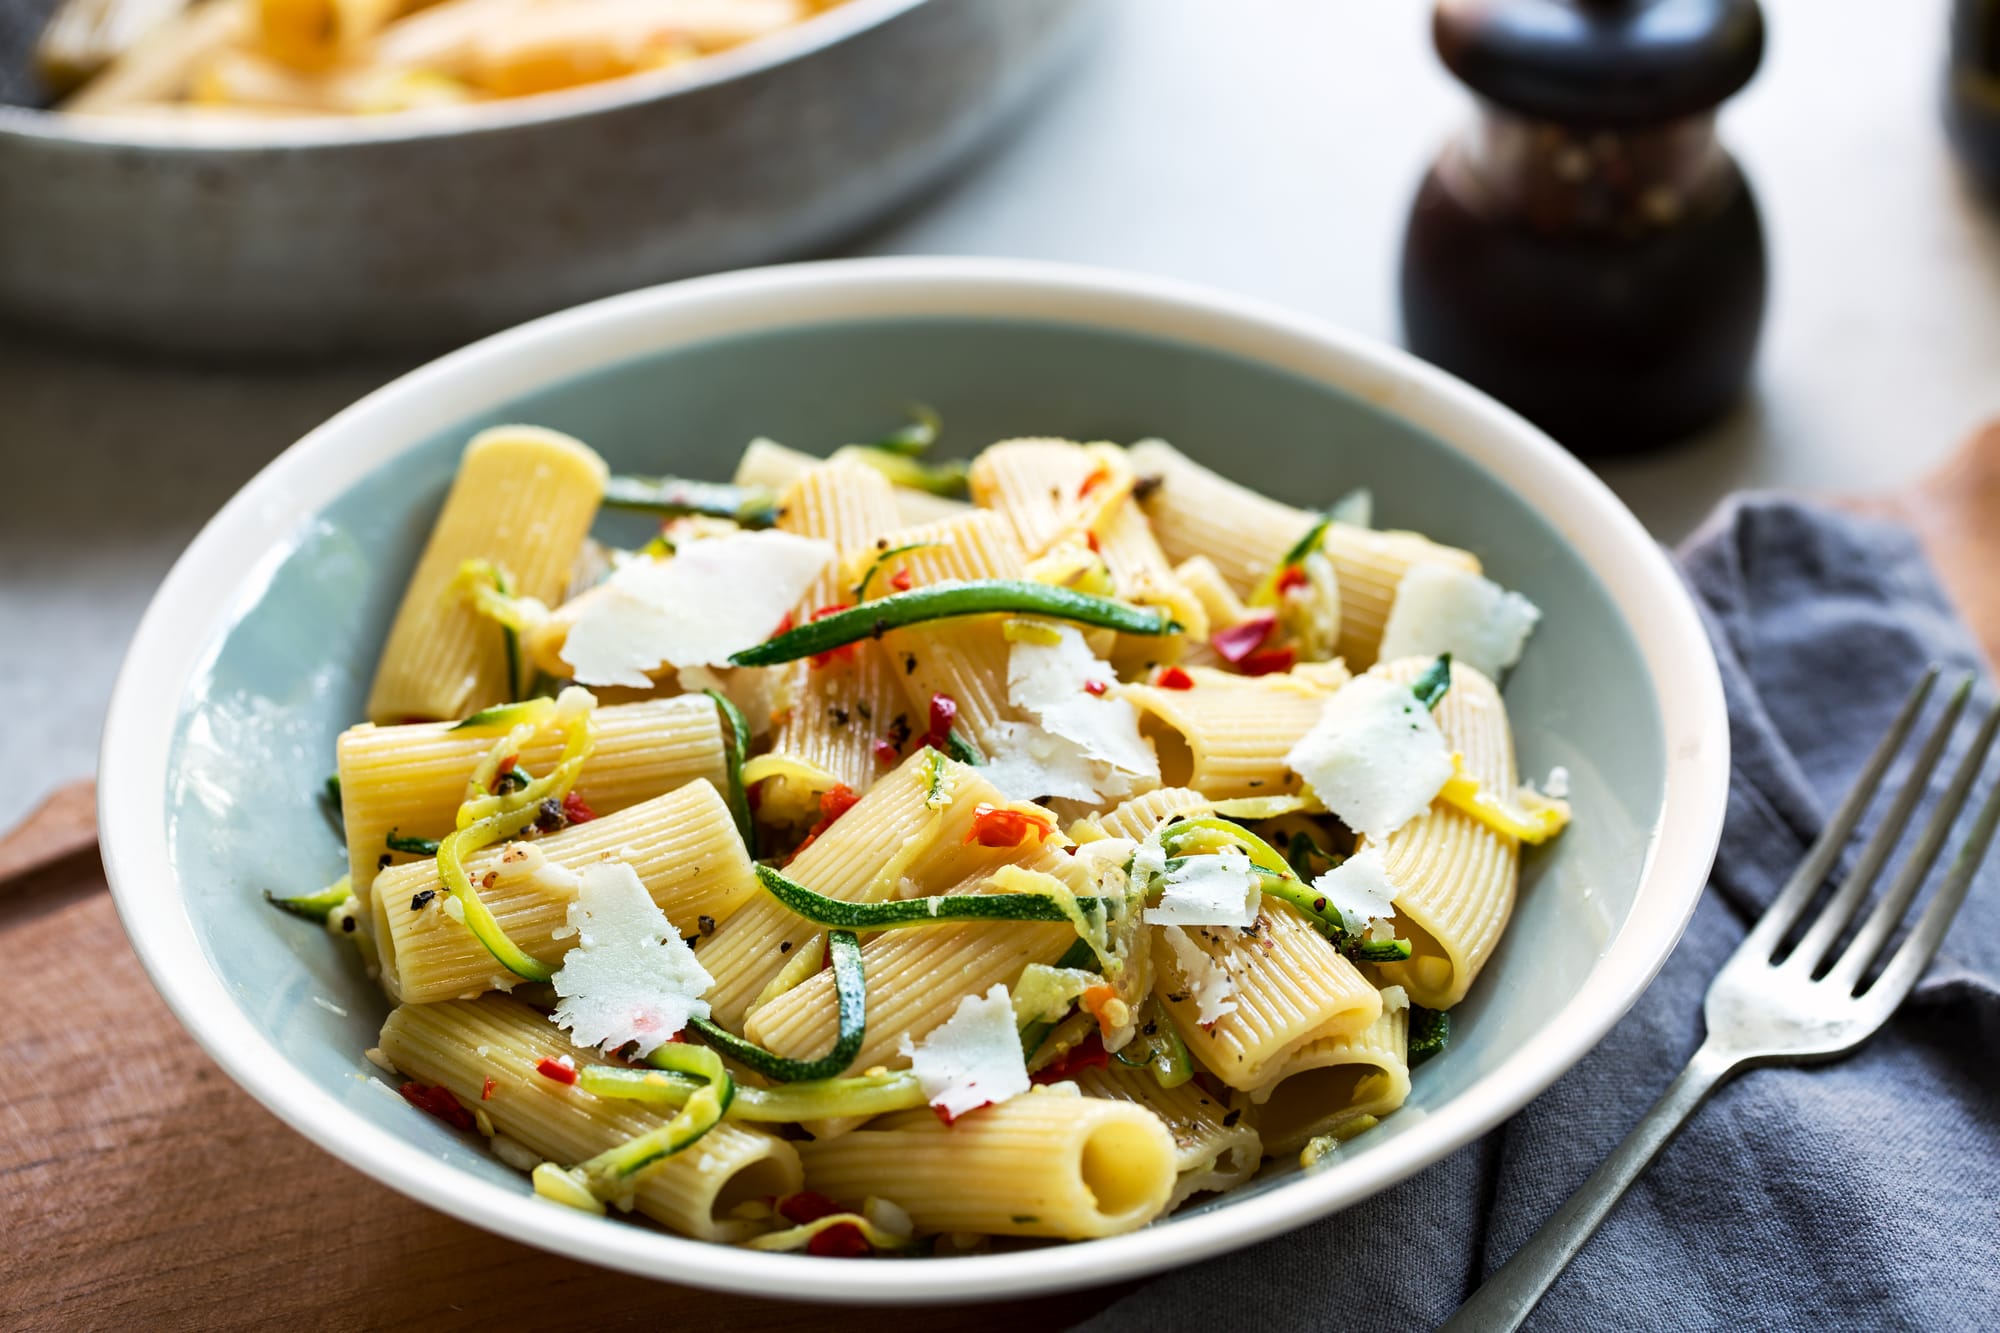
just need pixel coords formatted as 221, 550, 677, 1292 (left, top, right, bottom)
1400, 0, 1768, 456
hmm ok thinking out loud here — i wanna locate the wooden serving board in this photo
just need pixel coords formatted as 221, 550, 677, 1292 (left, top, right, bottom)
6, 424, 1997, 1331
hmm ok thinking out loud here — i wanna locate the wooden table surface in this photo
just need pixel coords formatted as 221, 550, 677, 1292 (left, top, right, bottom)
6, 425, 1996, 1332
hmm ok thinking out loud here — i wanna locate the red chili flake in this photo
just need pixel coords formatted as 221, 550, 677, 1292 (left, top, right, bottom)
1077, 465, 1112, 499
1085, 530, 1102, 554
772, 610, 796, 637
889, 568, 913, 592
1032, 1033, 1111, 1084
560, 791, 597, 825
925, 692, 958, 752
778, 1191, 845, 1226
963, 803, 1053, 848
1210, 613, 1277, 664
1275, 565, 1310, 596
806, 1221, 873, 1258
1238, 646, 1297, 677
535, 1057, 578, 1086
398, 1081, 476, 1131
480, 1076, 497, 1102
872, 738, 901, 768
791, 783, 860, 858
1083, 679, 1109, 697
1155, 666, 1195, 690
931, 1099, 993, 1127
808, 603, 857, 668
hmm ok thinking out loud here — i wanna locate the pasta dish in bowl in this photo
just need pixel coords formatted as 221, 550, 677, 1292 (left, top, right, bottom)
97, 257, 1727, 1299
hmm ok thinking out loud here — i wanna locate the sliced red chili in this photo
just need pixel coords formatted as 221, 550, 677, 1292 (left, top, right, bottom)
872, 738, 901, 767
806, 1220, 873, 1258
1275, 565, 1310, 596
489, 754, 520, 793
1032, 1033, 1111, 1084
480, 1076, 497, 1102
560, 791, 597, 825
398, 1081, 476, 1131
889, 568, 913, 592
772, 610, 796, 638
925, 692, 958, 752
1083, 679, 1109, 697
1156, 665, 1195, 690
963, 802, 1053, 848
1210, 613, 1277, 664
535, 1057, 578, 1086
777, 1190, 844, 1226
791, 783, 860, 858
1077, 465, 1112, 499
808, 604, 857, 667
1238, 646, 1297, 676
1085, 530, 1102, 554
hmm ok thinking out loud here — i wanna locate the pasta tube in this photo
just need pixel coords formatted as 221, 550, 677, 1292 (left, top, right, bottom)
373, 779, 756, 1003
797, 1090, 1177, 1239
1069, 1063, 1261, 1208
379, 996, 801, 1240
1241, 987, 1411, 1156
1119, 666, 1347, 800
336, 695, 727, 902
366, 426, 607, 724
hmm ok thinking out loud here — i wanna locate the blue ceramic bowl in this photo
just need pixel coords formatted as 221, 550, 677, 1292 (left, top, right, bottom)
99, 258, 1728, 1303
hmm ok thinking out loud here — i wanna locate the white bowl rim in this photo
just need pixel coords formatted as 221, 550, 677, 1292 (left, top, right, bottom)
0, 0, 926, 152
98, 255, 1729, 1305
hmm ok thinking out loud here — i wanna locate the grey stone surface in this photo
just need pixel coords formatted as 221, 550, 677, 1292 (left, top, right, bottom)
4, 0, 1997, 828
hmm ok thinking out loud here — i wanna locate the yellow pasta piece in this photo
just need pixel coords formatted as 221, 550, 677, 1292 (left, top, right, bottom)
760, 461, 908, 819
1367, 657, 1520, 1010
732, 437, 815, 491
1153, 903, 1382, 1092
379, 996, 801, 1241
695, 751, 1022, 1027
1069, 1064, 1261, 1208
366, 426, 607, 724
1240, 988, 1411, 1157
1118, 666, 1347, 800
1319, 526, 1483, 668
797, 1090, 1177, 1239
373, 780, 756, 1003
258, 0, 407, 71
865, 511, 1029, 755
336, 695, 727, 903
1084, 786, 1212, 843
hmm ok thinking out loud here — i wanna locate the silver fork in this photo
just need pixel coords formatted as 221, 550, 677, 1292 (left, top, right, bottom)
1442, 666, 2000, 1332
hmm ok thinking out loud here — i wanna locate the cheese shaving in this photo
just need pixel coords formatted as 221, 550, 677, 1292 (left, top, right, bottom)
550, 861, 714, 1057
985, 625, 1159, 804
1285, 674, 1453, 839
1378, 563, 1541, 679
1161, 926, 1238, 1026
560, 532, 833, 686
1309, 845, 1401, 933
1143, 845, 1261, 928
897, 984, 1030, 1121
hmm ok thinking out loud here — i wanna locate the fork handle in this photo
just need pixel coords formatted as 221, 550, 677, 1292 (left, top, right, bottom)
1439, 1041, 1739, 1332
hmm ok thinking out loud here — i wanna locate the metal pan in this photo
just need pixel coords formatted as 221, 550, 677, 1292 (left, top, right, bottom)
0, 0, 1093, 356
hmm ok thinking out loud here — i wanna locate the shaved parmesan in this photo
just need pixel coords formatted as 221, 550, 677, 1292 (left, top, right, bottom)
1286, 675, 1452, 840
561, 532, 833, 686
1309, 845, 1401, 933
898, 984, 1030, 1122
1144, 846, 1261, 928
1543, 765, 1570, 800
1379, 983, 1410, 1013
1378, 563, 1541, 679
1161, 926, 1238, 1026
989, 626, 1159, 803
551, 861, 713, 1058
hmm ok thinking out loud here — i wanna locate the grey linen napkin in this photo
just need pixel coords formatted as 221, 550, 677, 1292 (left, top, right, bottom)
1076, 497, 2000, 1332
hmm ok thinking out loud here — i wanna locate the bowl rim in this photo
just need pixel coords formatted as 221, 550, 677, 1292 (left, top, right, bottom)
0, 0, 926, 152
98, 255, 1729, 1305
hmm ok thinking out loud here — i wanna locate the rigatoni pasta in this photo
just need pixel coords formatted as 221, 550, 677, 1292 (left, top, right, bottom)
273, 414, 1568, 1257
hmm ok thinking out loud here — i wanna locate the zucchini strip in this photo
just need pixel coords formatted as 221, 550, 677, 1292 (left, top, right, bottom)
1248, 513, 1333, 607
601, 474, 779, 526
1411, 653, 1453, 710
703, 689, 756, 856
534, 1047, 735, 1213
265, 873, 352, 923
857, 403, 941, 457
755, 863, 1107, 932
385, 830, 441, 856
579, 1063, 926, 1122
1408, 1005, 1450, 1065
687, 929, 867, 1082
728, 581, 1180, 667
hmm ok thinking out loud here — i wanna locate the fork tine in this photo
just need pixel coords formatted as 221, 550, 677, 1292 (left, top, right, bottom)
1859, 753, 2000, 1010
1783, 675, 1971, 973
1742, 666, 1939, 959
1825, 699, 2000, 992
